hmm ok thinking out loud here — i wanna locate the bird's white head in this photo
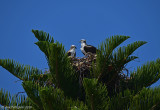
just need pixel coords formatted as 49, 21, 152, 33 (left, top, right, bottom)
80, 39, 86, 44
71, 45, 77, 49
80, 39, 87, 48
80, 39, 87, 47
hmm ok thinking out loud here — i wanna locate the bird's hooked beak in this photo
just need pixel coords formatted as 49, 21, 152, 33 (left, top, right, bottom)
75, 47, 77, 49
79, 40, 81, 43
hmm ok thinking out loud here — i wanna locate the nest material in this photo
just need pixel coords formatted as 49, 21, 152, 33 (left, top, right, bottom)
70, 53, 97, 77
70, 53, 129, 79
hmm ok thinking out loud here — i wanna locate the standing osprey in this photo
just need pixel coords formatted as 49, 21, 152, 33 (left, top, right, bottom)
80, 39, 97, 55
67, 45, 77, 57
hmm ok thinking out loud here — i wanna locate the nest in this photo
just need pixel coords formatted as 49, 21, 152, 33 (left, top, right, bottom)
69, 53, 129, 79
69, 53, 130, 94
69, 53, 97, 78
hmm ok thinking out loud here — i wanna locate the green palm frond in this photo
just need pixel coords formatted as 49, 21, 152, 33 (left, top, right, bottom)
83, 78, 109, 110
97, 41, 146, 84
95, 35, 130, 78
22, 81, 43, 110
35, 41, 50, 60
48, 42, 81, 99
35, 40, 81, 99
32, 29, 54, 43
0, 88, 31, 109
108, 89, 132, 110
128, 58, 160, 92
130, 87, 160, 110
112, 41, 147, 70
124, 56, 138, 64
22, 82, 87, 110
0, 59, 42, 81
98, 35, 130, 57
39, 86, 66, 110
39, 86, 87, 110
33, 29, 55, 64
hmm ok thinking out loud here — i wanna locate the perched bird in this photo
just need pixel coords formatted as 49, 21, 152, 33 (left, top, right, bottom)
80, 39, 97, 55
67, 45, 77, 57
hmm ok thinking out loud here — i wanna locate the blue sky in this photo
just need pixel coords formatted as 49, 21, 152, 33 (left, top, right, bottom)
0, 0, 160, 95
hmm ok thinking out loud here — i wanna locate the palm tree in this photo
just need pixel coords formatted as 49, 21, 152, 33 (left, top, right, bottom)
0, 30, 160, 110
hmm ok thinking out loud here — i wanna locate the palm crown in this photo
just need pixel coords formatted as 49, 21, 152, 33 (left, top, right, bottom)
0, 30, 160, 110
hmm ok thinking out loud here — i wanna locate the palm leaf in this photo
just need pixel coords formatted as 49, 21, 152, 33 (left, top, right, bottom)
128, 58, 160, 92
112, 41, 147, 70
108, 89, 132, 110
35, 40, 81, 99
95, 35, 130, 78
0, 59, 42, 81
22, 81, 43, 110
83, 78, 109, 110
130, 87, 160, 110
0, 88, 30, 108
39, 86, 87, 110
35, 41, 50, 60
32, 29, 54, 43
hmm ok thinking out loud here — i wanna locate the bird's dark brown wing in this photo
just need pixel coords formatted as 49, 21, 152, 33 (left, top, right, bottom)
84, 45, 97, 54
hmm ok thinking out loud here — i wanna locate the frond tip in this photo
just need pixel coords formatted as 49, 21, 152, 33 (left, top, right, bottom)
0, 59, 42, 81
32, 29, 54, 43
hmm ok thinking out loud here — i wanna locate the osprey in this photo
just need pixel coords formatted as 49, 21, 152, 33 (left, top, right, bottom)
80, 39, 97, 55
67, 45, 77, 57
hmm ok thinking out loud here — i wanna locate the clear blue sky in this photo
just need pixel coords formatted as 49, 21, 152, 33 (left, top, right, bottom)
0, 0, 160, 95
